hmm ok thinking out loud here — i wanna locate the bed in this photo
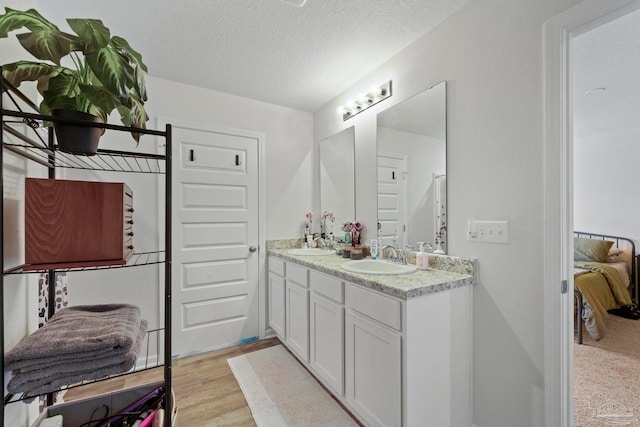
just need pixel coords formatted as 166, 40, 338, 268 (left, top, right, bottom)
574, 232, 638, 344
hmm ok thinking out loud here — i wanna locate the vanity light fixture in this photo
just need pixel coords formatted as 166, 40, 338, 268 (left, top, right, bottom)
337, 80, 392, 121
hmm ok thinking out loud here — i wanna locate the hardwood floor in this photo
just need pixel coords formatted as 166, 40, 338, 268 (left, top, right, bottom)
64, 337, 360, 426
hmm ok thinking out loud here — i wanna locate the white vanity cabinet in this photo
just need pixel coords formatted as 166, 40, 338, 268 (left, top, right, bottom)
345, 284, 402, 427
267, 254, 473, 427
268, 257, 286, 338
285, 262, 310, 362
309, 270, 345, 396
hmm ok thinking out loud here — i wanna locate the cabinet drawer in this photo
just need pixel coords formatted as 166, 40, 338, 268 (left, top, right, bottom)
286, 262, 309, 287
346, 284, 402, 331
310, 270, 343, 303
269, 256, 285, 276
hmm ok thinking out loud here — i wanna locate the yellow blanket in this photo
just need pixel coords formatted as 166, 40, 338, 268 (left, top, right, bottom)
574, 261, 632, 340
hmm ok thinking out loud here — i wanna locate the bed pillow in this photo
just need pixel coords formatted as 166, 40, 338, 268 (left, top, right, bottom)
574, 237, 614, 262
608, 247, 624, 256
607, 247, 625, 263
608, 254, 623, 263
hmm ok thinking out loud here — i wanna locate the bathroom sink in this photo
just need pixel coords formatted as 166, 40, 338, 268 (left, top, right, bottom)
288, 248, 333, 256
341, 260, 417, 275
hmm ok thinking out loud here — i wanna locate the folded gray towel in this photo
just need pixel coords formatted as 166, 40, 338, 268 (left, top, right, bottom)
8, 320, 147, 396
9, 342, 138, 372
5, 304, 141, 367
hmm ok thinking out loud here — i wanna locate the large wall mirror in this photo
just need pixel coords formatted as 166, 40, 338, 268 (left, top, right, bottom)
320, 126, 355, 237
376, 81, 447, 252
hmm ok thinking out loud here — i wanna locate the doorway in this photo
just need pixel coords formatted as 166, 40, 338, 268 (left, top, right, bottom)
169, 122, 263, 357
543, 0, 640, 425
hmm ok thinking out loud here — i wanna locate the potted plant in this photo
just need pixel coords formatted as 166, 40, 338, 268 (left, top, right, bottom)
0, 8, 149, 155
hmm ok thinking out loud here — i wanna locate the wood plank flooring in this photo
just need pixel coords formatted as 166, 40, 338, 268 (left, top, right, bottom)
64, 337, 360, 426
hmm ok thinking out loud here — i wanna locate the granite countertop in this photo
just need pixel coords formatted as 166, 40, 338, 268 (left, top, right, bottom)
267, 245, 477, 300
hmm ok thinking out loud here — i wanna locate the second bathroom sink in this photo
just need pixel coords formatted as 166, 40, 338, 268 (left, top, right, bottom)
341, 259, 417, 275
288, 248, 333, 256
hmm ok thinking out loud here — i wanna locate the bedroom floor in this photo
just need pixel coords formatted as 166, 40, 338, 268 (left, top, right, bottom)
574, 315, 640, 426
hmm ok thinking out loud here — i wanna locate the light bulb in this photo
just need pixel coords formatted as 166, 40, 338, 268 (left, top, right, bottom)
357, 93, 370, 106
345, 100, 358, 112
369, 85, 383, 97
336, 106, 347, 115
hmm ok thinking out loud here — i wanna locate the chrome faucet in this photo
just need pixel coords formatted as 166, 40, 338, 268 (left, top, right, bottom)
381, 245, 407, 264
313, 235, 330, 250
381, 244, 397, 259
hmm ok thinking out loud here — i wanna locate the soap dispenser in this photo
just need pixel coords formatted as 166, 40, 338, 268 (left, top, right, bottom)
416, 243, 429, 270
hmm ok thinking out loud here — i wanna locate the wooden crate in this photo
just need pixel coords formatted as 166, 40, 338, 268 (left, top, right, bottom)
25, 178, 134, 269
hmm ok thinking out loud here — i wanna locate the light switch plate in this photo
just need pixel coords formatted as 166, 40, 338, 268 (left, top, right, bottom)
467, 220, 509, 244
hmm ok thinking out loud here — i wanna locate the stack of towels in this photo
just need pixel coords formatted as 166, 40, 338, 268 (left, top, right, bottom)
5, 303, 147, 397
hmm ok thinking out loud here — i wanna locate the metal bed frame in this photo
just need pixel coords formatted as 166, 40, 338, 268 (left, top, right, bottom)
573, 231, 637, 344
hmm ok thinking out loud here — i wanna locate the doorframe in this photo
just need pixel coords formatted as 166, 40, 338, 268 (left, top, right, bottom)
543, 1, 640, 425
157, 117, 268, 342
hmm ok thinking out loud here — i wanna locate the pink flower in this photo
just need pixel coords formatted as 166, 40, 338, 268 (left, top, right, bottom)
305, 211, 313, 223
322, 211, 334, 222
341, 221, 364, 242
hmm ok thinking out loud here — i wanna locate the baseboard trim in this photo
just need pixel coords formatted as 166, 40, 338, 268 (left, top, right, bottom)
171, 336, 260, 360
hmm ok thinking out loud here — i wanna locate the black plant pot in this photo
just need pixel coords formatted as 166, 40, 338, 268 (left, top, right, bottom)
53, 109, 105, 156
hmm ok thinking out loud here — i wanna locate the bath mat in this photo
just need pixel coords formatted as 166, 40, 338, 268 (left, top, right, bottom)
227, 345, 358, 426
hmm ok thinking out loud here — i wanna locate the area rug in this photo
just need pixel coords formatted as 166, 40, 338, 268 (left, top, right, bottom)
227, 345, 358, 426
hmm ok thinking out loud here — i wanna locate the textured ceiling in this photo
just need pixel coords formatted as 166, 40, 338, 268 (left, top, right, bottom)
573, 8, 640, 138
34, 0, 471, 112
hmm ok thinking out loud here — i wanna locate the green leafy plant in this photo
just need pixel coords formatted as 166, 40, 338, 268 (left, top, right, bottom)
0, 8, 148, 142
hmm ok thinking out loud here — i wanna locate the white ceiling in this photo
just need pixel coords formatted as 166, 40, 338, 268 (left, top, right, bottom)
572, 7, 640, 139
36, 0, 470, 112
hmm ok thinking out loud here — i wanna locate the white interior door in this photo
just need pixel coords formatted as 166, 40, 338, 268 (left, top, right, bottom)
377, 152, 406, 248
172, 125, 259, 357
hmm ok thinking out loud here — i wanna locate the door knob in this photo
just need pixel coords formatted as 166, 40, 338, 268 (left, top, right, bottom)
249, 245, 257, 253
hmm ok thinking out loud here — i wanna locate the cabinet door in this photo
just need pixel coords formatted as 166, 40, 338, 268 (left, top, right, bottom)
309, 292, 344, 395
268, 273, 286, 338
286, 281, 309, 362
345, 310, 401, 427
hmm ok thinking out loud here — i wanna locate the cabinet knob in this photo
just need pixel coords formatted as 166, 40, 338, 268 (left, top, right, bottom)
128, 245, 134, 250
249, 245, 257, 253
128, 232, 134, 236
128, 207, 135, 213
128, 220, 134, 224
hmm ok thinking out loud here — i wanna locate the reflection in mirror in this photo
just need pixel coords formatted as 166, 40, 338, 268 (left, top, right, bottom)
320, 126, 355, 239
376, 81, 447, 252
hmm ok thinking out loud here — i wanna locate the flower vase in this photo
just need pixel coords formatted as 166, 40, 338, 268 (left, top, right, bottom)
352, 232, 359, 246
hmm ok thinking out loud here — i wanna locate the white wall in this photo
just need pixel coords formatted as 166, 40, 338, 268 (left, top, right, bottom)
574, 125, 640, 245
313, 0, 583, 425
145, 76, 314, 240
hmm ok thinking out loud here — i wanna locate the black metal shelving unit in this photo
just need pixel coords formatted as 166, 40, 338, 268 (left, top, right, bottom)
1, 77, 173, 426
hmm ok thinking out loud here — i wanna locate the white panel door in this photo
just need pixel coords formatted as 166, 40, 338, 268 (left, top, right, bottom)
377, 152, 406, 248
172, 126, 259, 356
